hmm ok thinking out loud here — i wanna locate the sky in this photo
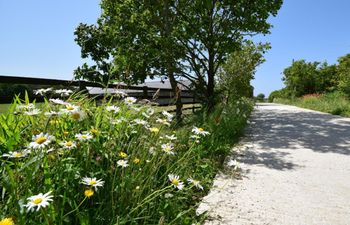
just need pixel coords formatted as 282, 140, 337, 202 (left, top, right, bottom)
1, 1, 350, 96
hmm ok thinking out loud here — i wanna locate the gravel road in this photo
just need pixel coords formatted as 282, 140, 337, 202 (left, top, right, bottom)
197, 103, 350, 225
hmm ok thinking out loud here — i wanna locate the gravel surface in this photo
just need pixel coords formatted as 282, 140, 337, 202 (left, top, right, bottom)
197, 103, 350, 225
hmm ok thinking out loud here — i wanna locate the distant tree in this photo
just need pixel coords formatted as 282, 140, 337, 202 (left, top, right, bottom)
315, 62, 338, 93
256, 93, 265, 102
282, 60, 320, 97
217, 41, 269, 102
337, 54, 350, 96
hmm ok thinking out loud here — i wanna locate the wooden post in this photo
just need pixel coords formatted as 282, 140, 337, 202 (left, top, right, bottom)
143, 86, 149, 99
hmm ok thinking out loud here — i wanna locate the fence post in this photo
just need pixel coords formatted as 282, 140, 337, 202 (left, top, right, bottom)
143, 86, 148, 99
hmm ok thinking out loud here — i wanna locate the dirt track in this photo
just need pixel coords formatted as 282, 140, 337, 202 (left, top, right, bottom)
197, 103, 350, 225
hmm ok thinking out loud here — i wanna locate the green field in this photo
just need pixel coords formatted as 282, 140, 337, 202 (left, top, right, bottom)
0, 103, 12, 114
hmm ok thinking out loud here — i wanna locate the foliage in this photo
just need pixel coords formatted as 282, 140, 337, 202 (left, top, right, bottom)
337, 54, 350, 96
268, 88, 291, 102
74, 0, 283, 109
0, 89, 252, 224
217, 41, 269, 101
256, 93, 265, 102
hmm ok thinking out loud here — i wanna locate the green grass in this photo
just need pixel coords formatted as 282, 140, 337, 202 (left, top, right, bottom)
0, 103, 11, 114
274, 91, 350, 117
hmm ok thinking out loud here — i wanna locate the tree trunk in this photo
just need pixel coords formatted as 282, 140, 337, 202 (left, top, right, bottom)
207, 50, 215, 113
168, 72, 183, 124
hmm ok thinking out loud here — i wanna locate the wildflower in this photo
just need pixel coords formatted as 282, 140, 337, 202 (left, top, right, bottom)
227, 159, 240, 169
161, 143, 175, 155
156, 118, 171, 126
114, 90, 128, 97
118, 151, 128, 158
44, 111, 59, 116
133, 158, 140, 164
84, 189, 94, 198
70, 110, 86, 121
168, 174, 184, 190
162, 111, 174, 121
81, 177, 105, 190
16, 103, 35, 111
60, 104, 79, 114
49, 98, 68, 105
192, 127, 210, 136
34, 88, 52, 96
0, 218, 14, 225
149, 127, 159, 134
24, 108, 41, 116
146, 108, 155, 115
2, 149, 30, 158
54, 89, 73, 97
133, 119, 148, 126
124, 97, 137, 105
149, 147, 156, 155
90, 128, 99, 135
165, 134, 177, 140
29, 133, 55, 149
60, 141, 76, 149
106, 105, 120, 113
117, 159, 129, 168
75, 133, 93, 141
187, 178, 204, 190
25, 191, 53, 212
164, 193, 174, 198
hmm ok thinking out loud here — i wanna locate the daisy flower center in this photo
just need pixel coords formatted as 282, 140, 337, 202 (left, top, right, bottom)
72, 113, 81, 120
198, 128, 204, 132
89, 180, 97, 185
171, 179, 179, 186
66, 141, 73, 147
66, 106, 74, 111
14, 152, 23, 157
82, 135, 87, 139
32, 197, 43, 204
35, 137, 47, 144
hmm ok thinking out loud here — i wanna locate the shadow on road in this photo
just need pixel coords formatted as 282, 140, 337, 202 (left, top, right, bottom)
239, 103, 350, 171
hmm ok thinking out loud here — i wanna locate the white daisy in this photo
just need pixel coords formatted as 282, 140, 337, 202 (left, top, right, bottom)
2, 149, 30, 158
162, 111, 174, 121
16, 103, 35, 111
187, 178, 204, 190
34, 88, 52, 96
165, 134, 177, 141
161, 143, 175, 155
192, 127, 210, 136
156, 118, 171, 126
168, 174, 184, 190
25, 191, 53, 212
106, 105, 120, 113
49, 98, 68, 105
81, 177, 105, 190
29, 133, 55, 149
227, 159, 240, 169
117, 159, 129, 168
124, 97, 137, 105
133, 119, 148, 126
75, 133, 93, 141
60, 104, 80, 114
70, 110, 86, 121
60, 141, 76, 149
54, 89, 73, 97
44, 111, 59, 116
23, 108, 41, 116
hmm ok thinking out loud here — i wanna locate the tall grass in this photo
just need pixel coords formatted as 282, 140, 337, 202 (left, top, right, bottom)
274, 91, 350, 117
0, 91, 253, 225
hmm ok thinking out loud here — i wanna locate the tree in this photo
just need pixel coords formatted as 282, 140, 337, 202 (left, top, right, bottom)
337, 54, 350, 96
256, 93, 265, 102
74, 0, 283, 112
217, 41, 269, 102
282, 60, 320, 97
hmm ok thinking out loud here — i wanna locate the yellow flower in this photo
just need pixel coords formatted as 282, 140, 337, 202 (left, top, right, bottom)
90, 128, 98, 135
63, 131, 69, 136
84, 189, 94, 198
118, 151, 128, 158
0, 218, 14, 225
149, 127, 159, 133
133, 158, 140, 164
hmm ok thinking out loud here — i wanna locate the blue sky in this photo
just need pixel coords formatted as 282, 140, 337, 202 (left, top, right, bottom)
1, 1, 349, 96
